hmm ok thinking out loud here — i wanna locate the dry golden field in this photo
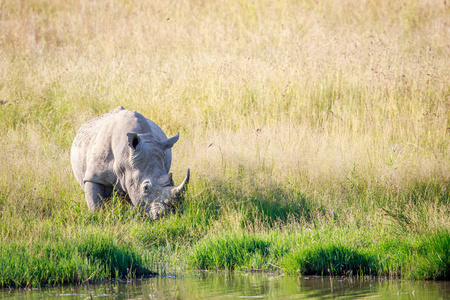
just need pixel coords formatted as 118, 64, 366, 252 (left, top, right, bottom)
0, 0, 449, 285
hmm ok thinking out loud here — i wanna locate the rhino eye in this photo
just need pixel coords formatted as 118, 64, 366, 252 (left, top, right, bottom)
142, 184, 150, 194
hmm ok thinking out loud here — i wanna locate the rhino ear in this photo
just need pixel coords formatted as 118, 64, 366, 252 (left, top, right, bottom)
127, 133, 141, 151
158, 133, 179, 150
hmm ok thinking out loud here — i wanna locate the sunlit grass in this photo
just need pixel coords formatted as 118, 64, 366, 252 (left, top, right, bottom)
0, 0, 449, 286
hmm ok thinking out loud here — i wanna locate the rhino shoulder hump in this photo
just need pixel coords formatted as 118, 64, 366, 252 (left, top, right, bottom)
112, 105, 125, 112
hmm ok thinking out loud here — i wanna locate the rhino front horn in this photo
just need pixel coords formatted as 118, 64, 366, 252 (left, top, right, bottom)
171, 169, 190, 197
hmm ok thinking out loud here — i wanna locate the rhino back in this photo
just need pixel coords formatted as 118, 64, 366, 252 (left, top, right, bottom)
71, 106, 126, 188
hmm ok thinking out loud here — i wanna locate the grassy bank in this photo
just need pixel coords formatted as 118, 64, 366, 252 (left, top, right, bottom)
0, 0, 449, 287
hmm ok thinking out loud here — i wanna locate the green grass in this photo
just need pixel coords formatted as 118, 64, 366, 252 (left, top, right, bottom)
0, 231, 151, 287
0, 172, 449, 286
0, 0, 449, 287
187, 227, 450, 280
188, 232, 272, 271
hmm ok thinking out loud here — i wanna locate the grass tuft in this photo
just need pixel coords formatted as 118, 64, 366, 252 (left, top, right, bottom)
0, 232, 151, 287
188, 233, 271, 270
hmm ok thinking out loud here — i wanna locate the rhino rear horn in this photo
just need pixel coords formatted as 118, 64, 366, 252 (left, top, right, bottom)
158, 134, 179, 150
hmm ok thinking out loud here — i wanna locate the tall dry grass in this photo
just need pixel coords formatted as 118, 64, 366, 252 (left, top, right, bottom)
0, 0, 449, 285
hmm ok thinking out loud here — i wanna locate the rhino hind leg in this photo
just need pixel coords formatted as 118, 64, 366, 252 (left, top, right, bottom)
84, 182, 108, 211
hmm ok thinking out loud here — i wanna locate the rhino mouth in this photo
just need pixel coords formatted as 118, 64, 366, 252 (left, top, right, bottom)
146, 169, 190, 220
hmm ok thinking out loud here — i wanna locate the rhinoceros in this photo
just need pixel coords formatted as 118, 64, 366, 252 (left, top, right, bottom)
70, 106, 189, 219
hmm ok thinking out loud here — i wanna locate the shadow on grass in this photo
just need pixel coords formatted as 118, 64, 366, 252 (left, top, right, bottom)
202, 178, 325, 226
131, 177, 324, 248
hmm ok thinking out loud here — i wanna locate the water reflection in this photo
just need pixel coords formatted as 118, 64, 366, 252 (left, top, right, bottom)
1, 272, 449, 299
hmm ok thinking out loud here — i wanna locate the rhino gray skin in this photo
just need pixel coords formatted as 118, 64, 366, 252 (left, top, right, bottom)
70, 106, 189, 219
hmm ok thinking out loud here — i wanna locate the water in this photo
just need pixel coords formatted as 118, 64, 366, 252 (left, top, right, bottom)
1, 273, 449, 299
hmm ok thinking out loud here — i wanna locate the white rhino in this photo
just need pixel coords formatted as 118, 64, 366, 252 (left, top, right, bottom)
70, 106, 189, 219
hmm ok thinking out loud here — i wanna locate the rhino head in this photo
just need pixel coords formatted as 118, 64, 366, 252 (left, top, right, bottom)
122, 132, 190, 219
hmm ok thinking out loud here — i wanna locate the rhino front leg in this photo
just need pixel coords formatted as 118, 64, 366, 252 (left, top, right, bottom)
84, 182, 106, 211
